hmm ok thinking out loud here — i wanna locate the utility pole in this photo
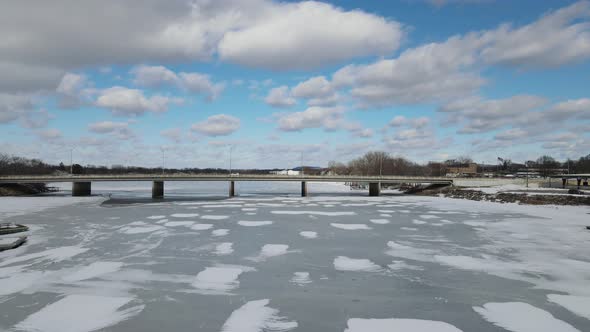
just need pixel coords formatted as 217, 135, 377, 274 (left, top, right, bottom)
300, 151, 304, 177
160, 147, 165, 175
379, 153, 383, 178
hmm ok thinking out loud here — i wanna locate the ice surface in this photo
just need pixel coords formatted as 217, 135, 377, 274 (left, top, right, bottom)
0, 246, 88, 267
370, 219, 390, 224
221, 299, 298, 332
63, 262, 124, 282
146, 215, 166, 220
271, 210, 356, 216
334, 256, 381, 272
344, 318, 463, 332
0, 196, 103, 222
120, 225, 165, 234
299, 231, 318, 239
14, 294, 144, 332
330, 223, 371, 230
163, 221, 195, 227
547, 294, 590, 320
249, 244, 290, 262
473, 302, 580, 332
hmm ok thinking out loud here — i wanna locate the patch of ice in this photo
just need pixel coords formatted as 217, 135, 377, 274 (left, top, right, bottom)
0, 271, 46, 296
378, 210, 395, 213
238, 221, 273, 227
201, 215, 229, 220
202, 204, 243, 208
333, 256, 381, 272
146, 215, 166, 220
0, 196, 103, 222
473, 302, 580, 332
192, 266, 249, 293
547, 294, 590, 320
212, 229, 229, 237
241, 208, 257, 211
214, 243, 234, 256
120, 225, 165, 234
190, 224, 214, 231
164, 221, 195, 227
0, 246, 89, 267
386, 241, 412, 250
401, 227, 418, 231
330, 223, 371, 230
370, 219, 390, 224
419, 215, 440, 219
63, 262, 124, 282
170, 213, 200, 218
380, 214, 392, 217
155, 219, 169, 224
290, 272, 311, 286
412, 220, 427, 225
299, 231, 318, 239
344, 318, 463, 332
220, 299, 298, 332
271, 210, 356, 216
388, 260, 424, 271
14, 294, 144, 332
250, 244, 290, 261
128, 221, 147, 226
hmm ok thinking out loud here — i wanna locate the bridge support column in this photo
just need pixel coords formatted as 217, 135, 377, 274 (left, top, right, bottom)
584, 178, 588, 187
577, 178, 582, 189
72, 182, 91, 196
301, 181, 307, 197
562, 178, 567, 188
229, 181, 235, 197
369, 182, 380, 196
152, 181, 164, 198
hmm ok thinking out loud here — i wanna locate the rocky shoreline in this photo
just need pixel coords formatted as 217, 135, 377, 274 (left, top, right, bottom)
416, 187, 590, 206
0, 183, 55, 196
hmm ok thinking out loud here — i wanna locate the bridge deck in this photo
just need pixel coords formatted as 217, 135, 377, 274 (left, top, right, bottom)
0, 174, 454, 184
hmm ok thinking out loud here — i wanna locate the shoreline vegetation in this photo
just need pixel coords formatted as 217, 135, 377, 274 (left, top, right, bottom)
0, 183, 54, 196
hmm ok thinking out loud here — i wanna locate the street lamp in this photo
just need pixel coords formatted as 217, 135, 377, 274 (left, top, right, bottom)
228, 145, 234, 175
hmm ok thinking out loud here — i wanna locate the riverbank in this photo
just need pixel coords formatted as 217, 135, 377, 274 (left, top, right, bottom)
0, 183, 54, 196
417, 186, 590, 206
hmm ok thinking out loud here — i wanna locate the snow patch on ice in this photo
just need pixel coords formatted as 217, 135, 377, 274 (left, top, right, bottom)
334, 256, 381, 272
164, 221, 195, 227
214, 243, 234, 256
330, 223, 371, 230
412, 219, 427, 225
299, 231, 317, 239
14, 294, 144, 332
201, 215, 229, 220
212, 229, 229, 237
192, 266, 253, 293
63, 262, 124, 282
146, 215, 166, 220
473, 302, 580, 332
249, 244, 290, 262
0, 246, 89, 267
370, 219, 390, 224
344, 318, 463, 332
190, 223, 214, 231
271, 210, 356, 216
221, 299, 298, 332
170, 213, 199, 218
290, 272, 311, 286
238, 220, 273, 227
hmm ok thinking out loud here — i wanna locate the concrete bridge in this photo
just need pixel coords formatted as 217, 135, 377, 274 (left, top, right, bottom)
0, 174, 454, 198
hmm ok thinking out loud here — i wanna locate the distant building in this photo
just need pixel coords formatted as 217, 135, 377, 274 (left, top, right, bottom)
270, 169, 301, 176
446, 163, 478, 176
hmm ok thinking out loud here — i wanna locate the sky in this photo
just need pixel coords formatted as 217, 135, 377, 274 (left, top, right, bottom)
1, 0, 590, 169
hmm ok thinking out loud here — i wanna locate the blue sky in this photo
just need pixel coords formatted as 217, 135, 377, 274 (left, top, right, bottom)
1, 0, 589, 169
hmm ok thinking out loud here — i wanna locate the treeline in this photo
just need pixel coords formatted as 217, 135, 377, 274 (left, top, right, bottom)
327, 152, 590, 177
0, 153, 293, 176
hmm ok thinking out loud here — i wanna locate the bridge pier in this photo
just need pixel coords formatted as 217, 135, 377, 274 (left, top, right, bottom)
301, 181, 307, 197
72, 182, 91, 196
369, 182, 380, 196
152, 181, 164, 198
229, 181, 235, 197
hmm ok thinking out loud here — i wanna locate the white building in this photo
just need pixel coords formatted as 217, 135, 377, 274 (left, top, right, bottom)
271, 169, 301, 176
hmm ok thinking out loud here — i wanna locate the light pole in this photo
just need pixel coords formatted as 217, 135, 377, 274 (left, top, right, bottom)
379, 153, 383, 178
228, 145, 234, 175
160, 147, 165, 175
70, 148, 75, 175
300, 151, 304, 177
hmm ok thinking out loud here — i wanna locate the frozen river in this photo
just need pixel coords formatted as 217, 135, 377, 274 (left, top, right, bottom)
1, 182, 590, 332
